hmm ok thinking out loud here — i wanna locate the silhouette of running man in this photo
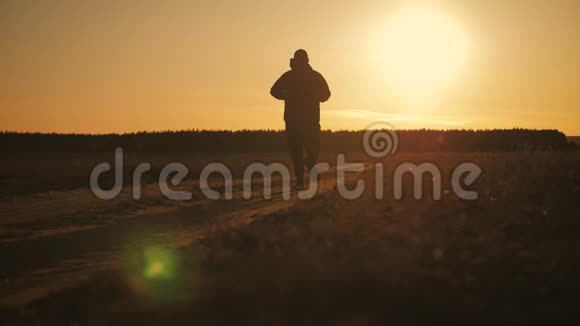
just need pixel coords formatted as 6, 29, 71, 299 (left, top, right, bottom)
270, 49, 331, 188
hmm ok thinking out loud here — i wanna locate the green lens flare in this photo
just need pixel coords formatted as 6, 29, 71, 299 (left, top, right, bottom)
123, 243, 199, 302
142, 247, 178, 281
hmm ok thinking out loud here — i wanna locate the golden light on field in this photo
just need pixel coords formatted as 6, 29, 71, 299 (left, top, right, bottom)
370, 6, 471, 102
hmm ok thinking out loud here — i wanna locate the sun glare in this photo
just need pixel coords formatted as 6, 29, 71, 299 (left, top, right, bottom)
370, 6, 471, 102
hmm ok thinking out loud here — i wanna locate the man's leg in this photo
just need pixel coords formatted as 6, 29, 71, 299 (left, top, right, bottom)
285, 122, 304, 185
304, 121, 321, 176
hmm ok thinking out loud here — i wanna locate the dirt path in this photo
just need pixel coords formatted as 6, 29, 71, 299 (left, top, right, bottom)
0, 166, 364, 306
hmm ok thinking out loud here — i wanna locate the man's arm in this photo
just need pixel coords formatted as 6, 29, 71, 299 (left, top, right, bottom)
270, 73, 288, 100
317, 72, 331, 102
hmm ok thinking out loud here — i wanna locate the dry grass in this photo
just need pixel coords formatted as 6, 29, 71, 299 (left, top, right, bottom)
1, 152, 580, 325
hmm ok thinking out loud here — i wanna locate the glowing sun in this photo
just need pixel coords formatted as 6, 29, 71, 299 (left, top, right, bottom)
371, 6, 471, 101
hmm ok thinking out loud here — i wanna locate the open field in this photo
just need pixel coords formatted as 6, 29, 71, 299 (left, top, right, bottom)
3, 0, 580, 324
1, 151, 580, 324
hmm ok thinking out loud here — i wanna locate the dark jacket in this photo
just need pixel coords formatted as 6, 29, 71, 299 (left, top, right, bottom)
270, 63, 331, 123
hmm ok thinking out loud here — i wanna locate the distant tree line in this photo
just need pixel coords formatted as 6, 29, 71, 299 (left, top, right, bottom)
0, 129, 574, 153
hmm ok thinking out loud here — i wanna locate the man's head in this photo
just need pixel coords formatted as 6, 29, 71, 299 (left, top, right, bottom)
293, 49, 309, 65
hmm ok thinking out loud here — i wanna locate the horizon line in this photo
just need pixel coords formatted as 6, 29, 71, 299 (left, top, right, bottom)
0, 128, 572, 137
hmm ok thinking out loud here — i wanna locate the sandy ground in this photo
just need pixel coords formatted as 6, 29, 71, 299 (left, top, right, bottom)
0, 165, 360, 307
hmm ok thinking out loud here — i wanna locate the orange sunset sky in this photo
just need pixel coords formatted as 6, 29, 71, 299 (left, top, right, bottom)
1, 0, 579, 135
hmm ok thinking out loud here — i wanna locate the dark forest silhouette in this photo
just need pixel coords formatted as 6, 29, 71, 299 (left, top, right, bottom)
0, 129, 575, 153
